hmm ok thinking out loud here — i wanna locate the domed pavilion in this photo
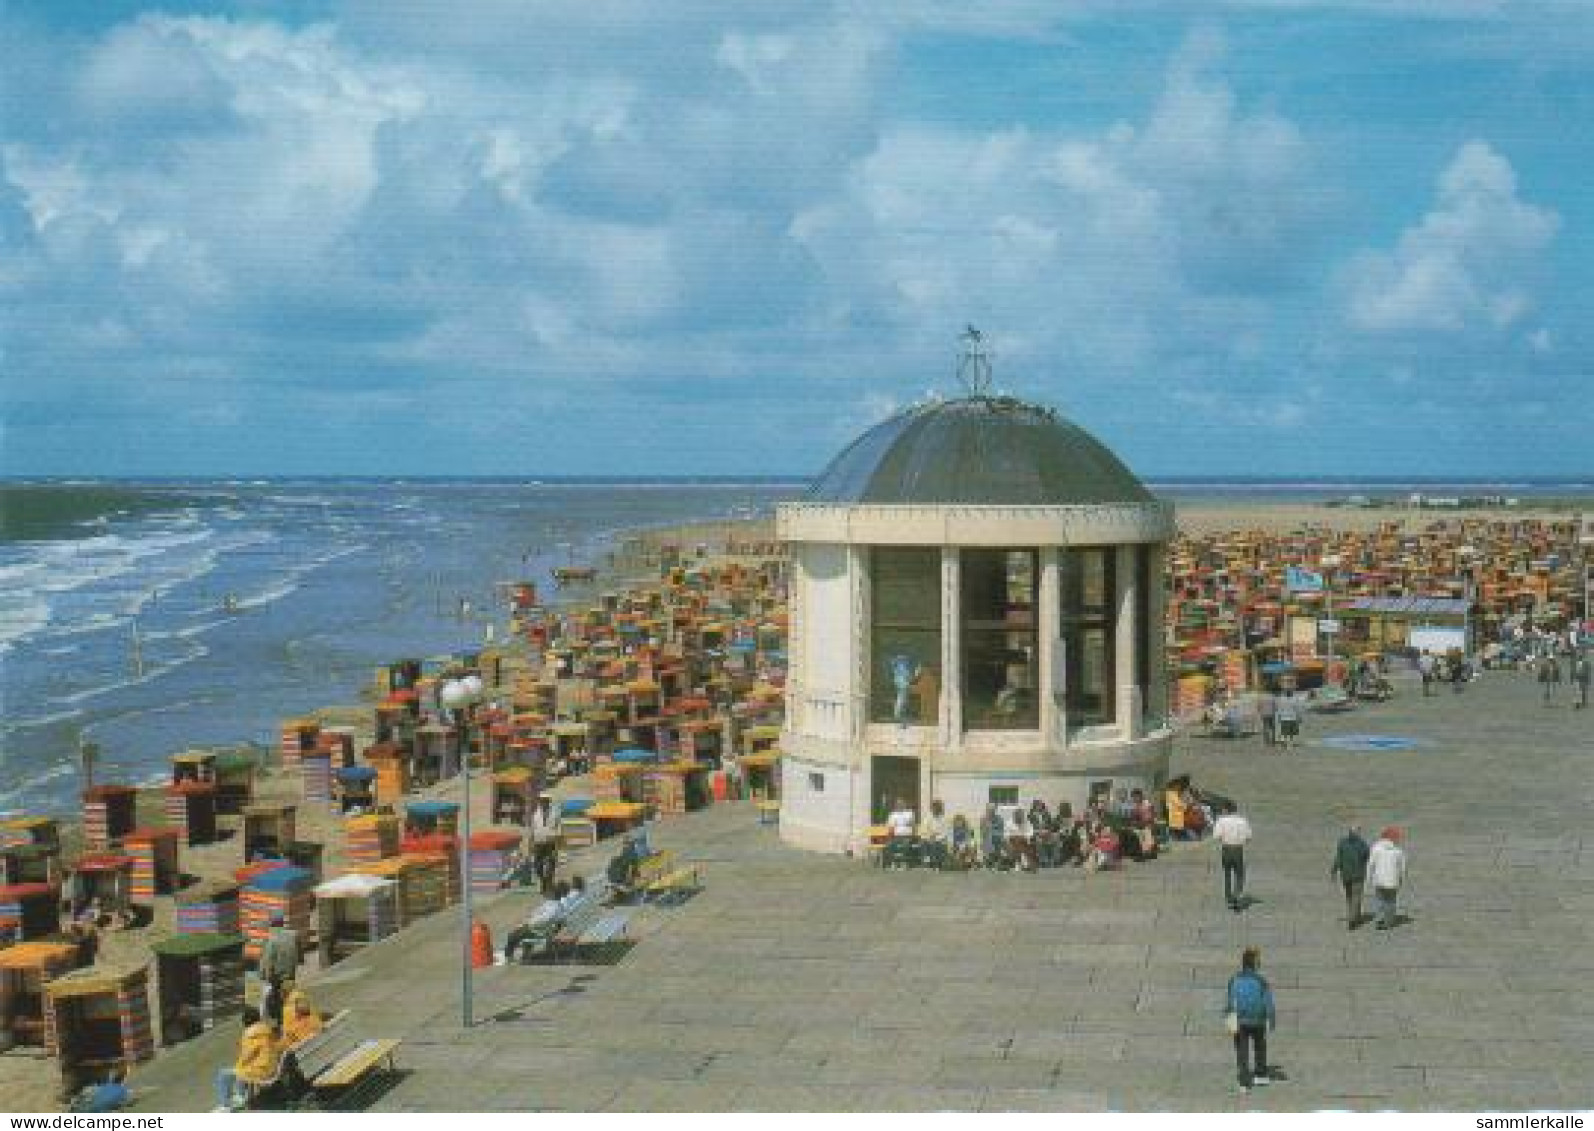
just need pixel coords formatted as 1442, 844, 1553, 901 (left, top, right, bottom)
776, 333, 1175, 854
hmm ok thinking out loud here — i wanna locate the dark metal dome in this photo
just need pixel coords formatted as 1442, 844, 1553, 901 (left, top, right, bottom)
806, 395, 1153, 506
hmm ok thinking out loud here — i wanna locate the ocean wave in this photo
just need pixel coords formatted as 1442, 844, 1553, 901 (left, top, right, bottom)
52, 638, 209, 708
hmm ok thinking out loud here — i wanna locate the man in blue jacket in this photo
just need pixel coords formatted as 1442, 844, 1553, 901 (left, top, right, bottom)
1330, 825, 1371, 929
1225, 946, 1277, 1093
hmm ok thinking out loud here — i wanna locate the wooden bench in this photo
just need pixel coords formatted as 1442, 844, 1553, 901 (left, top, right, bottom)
294, 1013, 401, 1110
542, 893, 630, 963
643, 864, 700, 905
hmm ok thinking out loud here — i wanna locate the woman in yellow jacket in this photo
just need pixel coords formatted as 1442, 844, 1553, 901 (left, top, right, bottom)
214, 1007, 281, 1110
281, 989, 323, 1047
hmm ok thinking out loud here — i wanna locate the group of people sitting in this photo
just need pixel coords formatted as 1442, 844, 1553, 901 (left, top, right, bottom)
213, 988, 326, 1111
883, 788, 1175, 873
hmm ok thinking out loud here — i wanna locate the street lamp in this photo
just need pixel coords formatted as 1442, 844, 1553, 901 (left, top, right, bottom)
440, 673, 484, 1028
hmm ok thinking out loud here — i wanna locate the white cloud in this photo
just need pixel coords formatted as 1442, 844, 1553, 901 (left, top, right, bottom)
1344, 140, 1558, 334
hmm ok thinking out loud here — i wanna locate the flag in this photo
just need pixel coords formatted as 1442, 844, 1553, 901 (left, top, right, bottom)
1286, 565, 1324, 592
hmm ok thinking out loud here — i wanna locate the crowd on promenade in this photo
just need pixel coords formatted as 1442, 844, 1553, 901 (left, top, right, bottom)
875, 778, 1230, 874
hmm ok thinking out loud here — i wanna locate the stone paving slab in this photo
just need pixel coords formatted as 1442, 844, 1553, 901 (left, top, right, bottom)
121, 668, 1592, 1111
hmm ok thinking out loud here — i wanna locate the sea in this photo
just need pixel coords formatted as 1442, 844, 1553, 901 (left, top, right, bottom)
0, 479, 801, 818
3, 476, 1589, 819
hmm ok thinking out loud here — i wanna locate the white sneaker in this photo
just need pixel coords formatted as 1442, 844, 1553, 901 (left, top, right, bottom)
1254, 1075, 1271, 1087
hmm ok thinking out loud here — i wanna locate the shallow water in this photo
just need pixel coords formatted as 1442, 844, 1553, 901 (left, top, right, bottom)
0, 480, 798, 817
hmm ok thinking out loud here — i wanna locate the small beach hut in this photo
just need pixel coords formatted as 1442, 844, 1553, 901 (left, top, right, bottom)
151, 933, 245, 1044
558, 798, 597, 848
333, 766, 377, 813
467, 831, 522, 894
0, 942, 81, 1050
43, 964, 155, 1086
1, 816, 61, 852
239, 867, 314, 966
403, 800, 459, 838
279, 717, 319, 775
169, 751, 216, 785
344, 814, 400, 866
242, 803, 296, 861
211, 752, 257, 816
320, 727, 357, 768
124, 827, 181, 901
737, 750, 780, 801
314, 874, 398, 967
352, 858, 431, 926
300, 746, 334, 805
413, 723, 460, 785
0, 883, 61, 941
81, 786, 137, 851
398, 835, 459, 905
1, 843, 61, 888
163, 781, 218, 846
644, 762, 711, 816
70, 857, 132, 922
174, 882, 240, 936
363, 741, 409, 803
490, 766, 535, 826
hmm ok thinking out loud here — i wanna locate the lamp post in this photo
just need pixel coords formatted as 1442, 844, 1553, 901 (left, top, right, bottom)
440, 673, 484, 1028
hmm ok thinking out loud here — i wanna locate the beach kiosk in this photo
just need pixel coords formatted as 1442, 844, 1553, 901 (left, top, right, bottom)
362, 742, 409, 804
212, 752, 257, 816
150, 933, 245, 1044
239, 867, 314, 966
169, 751, 215, 785
1, 843, 61, 888
163, 781, 218, 846
2, 816, 62, 853
314, 874, 398, 967
242, 803, 296, 861
69, 856, 132, 923
333, 766, 377, 814
174, 882, 241, 936
0, 942, 81, 1050
42, 964, 156, 1090
490, 766, 536, 825
279, 717, 320, 775
81, 786, 137, 851
776, 339, 1174, 853
0, 883, 60, 941
403, 800, 459, 838
124, 827, 181, 901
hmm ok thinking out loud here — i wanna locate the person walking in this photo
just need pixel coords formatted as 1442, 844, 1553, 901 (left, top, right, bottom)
1275, 693, 1302, 749
1419, 651, 1436, 697
1213, 804, 1253, 912
1224, 946, 1277, 1094
528, 795, 562, 895
258, 910, 300, 1024
1366, 826, 1407, 930
1258, 692, 1278, 747
1329, 824, 1371, 930
1574, 652, 1591, 709
1539, 654, 1559, 705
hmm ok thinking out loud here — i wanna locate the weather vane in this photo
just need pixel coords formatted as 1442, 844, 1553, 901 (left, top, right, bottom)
957, 325, 994, 397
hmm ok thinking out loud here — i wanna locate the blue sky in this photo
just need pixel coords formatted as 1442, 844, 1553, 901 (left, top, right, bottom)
2, 1, 1591, 477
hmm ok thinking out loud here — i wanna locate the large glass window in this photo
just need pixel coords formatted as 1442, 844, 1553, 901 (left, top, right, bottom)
962, 549, 1039, 730
1063, 548, 1116, 727
869, 548, 942, 724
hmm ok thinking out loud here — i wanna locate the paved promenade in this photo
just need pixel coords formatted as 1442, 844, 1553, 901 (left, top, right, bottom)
129, 667, 1592, 1111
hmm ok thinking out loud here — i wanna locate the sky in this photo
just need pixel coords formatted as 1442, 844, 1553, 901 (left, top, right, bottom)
2, 1, 1591, 478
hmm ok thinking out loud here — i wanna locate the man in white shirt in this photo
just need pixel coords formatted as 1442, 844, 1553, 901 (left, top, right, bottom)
1213, 805, 1254, 912
884, 799, 916, 868
528, 796, 562, 895
1365, 827, 1407, 930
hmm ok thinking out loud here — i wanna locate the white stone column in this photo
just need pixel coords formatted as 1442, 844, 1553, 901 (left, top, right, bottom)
848, 544, 869, 851
1116, 544, 1140, 742
1039, 547, 1062, 748
942, 547, 961, 750
1147, 543, 1169, 725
